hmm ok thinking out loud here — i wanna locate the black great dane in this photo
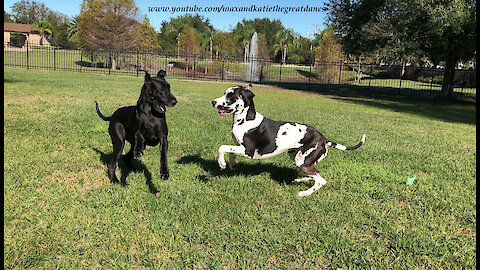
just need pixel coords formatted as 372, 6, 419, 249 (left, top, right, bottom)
212, 86, 365, 197
96, 70, 177, 184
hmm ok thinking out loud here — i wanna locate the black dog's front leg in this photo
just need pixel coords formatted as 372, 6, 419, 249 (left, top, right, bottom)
159, 135, 169, 180
133, 130, 145, 157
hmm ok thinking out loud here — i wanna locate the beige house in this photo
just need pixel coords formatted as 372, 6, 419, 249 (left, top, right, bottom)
4, 22, 51, 48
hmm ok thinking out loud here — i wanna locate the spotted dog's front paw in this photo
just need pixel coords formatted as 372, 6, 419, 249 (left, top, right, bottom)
218, 158, 227, 169
297, 190, 312, 197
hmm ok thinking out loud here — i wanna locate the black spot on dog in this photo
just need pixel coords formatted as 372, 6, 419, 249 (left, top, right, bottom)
282, 131, 287, 135
299, 129, 302, 132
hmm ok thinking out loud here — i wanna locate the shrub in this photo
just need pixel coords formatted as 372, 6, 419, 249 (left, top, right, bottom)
369, 69, 389, 78
418, 75, 444, 85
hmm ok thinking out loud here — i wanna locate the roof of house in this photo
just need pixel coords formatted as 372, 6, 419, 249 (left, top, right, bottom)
4, 22, 38, 33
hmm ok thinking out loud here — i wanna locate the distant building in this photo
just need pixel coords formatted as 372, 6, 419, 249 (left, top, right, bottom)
4, 22, 51, 48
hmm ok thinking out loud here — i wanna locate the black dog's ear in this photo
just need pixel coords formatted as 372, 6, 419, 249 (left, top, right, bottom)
157, 70, 166, 79
137, 83, 151, 112
145, 71, 152, 82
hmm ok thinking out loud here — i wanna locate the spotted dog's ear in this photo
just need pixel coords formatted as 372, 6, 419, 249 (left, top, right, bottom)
157, 70, 166, 79
240, 87, 256, 120
239, 88, 255, 106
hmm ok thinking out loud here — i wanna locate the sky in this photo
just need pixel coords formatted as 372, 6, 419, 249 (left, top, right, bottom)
4, 0, 329, 38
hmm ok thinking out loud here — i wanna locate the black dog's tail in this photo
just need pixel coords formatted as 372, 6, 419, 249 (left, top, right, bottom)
327, 134, 366, 151
95, 102, 111, 121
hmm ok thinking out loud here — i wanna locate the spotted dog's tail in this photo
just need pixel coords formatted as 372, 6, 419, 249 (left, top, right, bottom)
95, 102, 111, 121
327, 134, 366, 150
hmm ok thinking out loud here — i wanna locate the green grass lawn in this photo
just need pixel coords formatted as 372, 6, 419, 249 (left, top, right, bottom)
4, 68, 476, 269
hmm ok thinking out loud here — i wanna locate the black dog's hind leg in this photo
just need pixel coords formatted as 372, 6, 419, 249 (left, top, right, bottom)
123, 147, 135, 170
159, 135, 169, 180
108, 123, 126, 184
133, 130, 145, 158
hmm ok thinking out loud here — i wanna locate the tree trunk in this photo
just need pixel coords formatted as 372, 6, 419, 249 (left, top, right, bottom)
111, 55, 116, 70
441, 53, 458, 98
244, 41, 249, 63
401, 59, 406, 78
209, 37, 213, 60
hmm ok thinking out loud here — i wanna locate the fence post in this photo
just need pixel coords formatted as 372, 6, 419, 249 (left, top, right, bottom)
108, 50, 111, 75
279, 62, 282, 82
221, 57, 225, 81
430, 67, 434, 95
368, 64, 372, 88
136, 50, 139, 77
80, 48, 83, 72
193, 53, 196, 79
53, 47, 56, 71
165, 55, 168, 75
308, 61, 312, 89
26, 41, 29, 69
338, 60, 343, 89
399, 71, 402, 90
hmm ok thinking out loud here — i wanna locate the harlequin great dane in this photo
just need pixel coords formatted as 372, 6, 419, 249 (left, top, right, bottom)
211, 86, 365, 197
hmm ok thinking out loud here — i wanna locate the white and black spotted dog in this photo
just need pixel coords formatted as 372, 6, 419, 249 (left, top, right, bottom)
211, 85, 366, 197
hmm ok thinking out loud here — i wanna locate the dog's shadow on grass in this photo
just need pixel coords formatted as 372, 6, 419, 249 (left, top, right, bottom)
177, 155, 300, 185
92, 147, 159, 194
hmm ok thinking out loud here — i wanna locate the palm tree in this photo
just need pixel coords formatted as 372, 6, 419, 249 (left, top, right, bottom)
233, 24, 256, 62
273, 28, 296, 64
31, 21, 53, 45
67, 15, 80, 44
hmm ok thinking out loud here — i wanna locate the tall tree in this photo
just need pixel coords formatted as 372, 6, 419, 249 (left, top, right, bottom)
287, 36, 314, 63
324, 0, 476, 98
212, 32, 236, 58
157, 14, 214, 55
4, 10, 14, 22
177, 26, 200, 72
273, 28, 296, 64
135, 16, 159, 52
177, 25, 200, 55
232, 22, 256, 62
232, 18, 286, 60
67, 15, 79, 44
10, 0, 50, 24
78, 0, 140, 69
315, 26, 345, 83
47, 12, 77, 49
420, 0, 476, 97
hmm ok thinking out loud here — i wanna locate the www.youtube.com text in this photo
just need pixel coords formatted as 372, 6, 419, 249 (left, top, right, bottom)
148, 5, 323, 15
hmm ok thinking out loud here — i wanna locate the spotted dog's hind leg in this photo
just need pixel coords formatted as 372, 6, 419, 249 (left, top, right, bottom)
292, 143, 329, 196
288, 149, 313, 184
297, 165, 326, 197
293, 177, 313, 183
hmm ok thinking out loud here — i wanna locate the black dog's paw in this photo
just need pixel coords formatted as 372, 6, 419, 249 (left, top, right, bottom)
133, 149, 144, 158
160, 171, 169, 180
110, 178, 120, 184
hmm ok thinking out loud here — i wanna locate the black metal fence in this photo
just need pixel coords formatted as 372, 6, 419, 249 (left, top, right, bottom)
4, 42, 476, 97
